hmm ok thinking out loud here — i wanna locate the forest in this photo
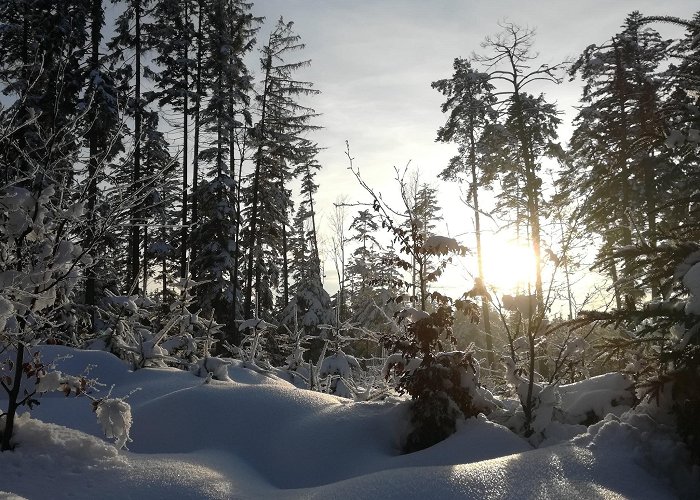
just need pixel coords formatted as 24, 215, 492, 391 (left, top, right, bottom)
0, 1, 699, 498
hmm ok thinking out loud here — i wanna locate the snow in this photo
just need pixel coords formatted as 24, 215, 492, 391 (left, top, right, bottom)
682, 261, 700, 315
236, 317, 275, 330
0, 345, 691, 499
94, 398, 132, 449
395, 307, 430, 323
559, 373, 635, 423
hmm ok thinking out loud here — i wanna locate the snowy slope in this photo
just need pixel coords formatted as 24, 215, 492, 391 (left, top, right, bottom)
0, 346, 683, 499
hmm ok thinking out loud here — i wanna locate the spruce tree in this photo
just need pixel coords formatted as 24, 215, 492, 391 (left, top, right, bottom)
190, 0, 257, 345
563, 11, 672, 304
243, 17, 319, 320
146, 0, 198, 279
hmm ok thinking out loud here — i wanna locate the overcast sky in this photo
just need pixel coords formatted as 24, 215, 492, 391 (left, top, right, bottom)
247, 0, 698, 294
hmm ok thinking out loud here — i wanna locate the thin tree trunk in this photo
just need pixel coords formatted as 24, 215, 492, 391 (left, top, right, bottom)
180, 1, 189, 279
469, 120, 494, 367
191, 1, 203, 265
282, 207, 289, 308
86, 0, 103, 327
1, 343, 25, 451
129, 0, 142, 293
244, 53, 272, 319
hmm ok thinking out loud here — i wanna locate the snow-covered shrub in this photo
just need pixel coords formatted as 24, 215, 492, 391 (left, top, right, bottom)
578, 241, 700, 461
234, 318, 276, 368
90, 277, 220, 371
318, 349, 361, 398
192, 356, 232, 382
0, 179, 94, 450
93, 397, 132, 450
91, 292, 159, 368
384, 297, 493, 453
497, 356, 635, 444
401, 350, 497, 453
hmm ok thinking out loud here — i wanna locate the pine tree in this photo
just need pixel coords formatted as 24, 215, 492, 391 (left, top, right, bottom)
140, 109, 179, 298
0, 0, 90, 186
563, 11, 672, 304
190, 0, 257, 345
346, 209, 402, 339
108, 0, 149, 293
279, 140, 333, 338
404, 180, 443, 310
146, 0, 198, 279
655, 11, 700, 240
243, 17, 319, 320
82, 0, 124, 322
433, 57, 498, 366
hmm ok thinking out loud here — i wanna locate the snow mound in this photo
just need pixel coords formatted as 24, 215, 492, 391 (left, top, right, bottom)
559, 372, 635, 423
0, 347, 687, 499
1, 412, 122, 465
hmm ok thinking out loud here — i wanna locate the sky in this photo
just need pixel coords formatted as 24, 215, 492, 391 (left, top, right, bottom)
246, 0, 698, 299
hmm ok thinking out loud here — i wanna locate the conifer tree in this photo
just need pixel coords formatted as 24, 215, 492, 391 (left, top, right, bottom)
190, 0, 257, 345
433, 57, 498, 365
146, 0, 198, 279
81, 0, 125, 322
108, 0, 149, 293
243, 17, 319, 320
279, 139, 333, 336
563, 12, 672, 304
0, 0, 90, 186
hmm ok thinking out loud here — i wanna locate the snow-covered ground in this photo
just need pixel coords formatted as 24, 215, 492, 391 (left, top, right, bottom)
0, 346, 692, 499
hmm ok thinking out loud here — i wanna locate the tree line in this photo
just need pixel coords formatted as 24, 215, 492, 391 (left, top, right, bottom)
1, 3, 699, 457
0, 0, 331, 349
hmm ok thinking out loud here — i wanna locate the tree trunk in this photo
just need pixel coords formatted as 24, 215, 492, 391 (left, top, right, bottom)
86, 0, 103, 327
180, 0, 189, 279
244, 53, 272, 319
128, 0, 142, 293
469, 123, 494, 367
1, 343, 25, 451
191, 1, 203, 265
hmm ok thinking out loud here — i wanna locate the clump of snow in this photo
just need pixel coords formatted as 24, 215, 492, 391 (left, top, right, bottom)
562, 337, 589, 359
682, 261, 700, 315
500, 357, 635, 444
236, 318, 275, 330
574, 403, 700, 498
0, 296, 14, 332
559, 372, 635, 424
381, 353, 422, 378
192, 356, 232, 381
319, 349, 360, 380
35, 371, 64, 393
395, 307, 429, 323
2, 412, 121, 463
94, 398, 132, 450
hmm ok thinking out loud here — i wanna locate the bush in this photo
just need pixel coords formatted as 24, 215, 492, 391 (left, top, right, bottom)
384, 298, 495, 452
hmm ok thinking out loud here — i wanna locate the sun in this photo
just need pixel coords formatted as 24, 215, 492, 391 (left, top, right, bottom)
479, 236, 538, 293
